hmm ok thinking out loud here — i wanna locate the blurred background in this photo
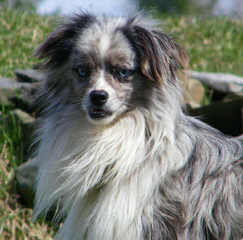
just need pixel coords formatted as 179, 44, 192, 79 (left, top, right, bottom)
1, 0, 243, 17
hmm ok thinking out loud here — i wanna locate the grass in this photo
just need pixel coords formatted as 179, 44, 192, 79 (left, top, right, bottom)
0, 7, 242, 78
0, 7, 242, 239
0, 7, 57, 239
161, 15, 243, 75
0, 7, 56, 78
0, 110, 56, 239
0, 148, 54, 240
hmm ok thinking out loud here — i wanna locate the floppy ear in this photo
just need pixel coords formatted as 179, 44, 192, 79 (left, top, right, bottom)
35, 13, 96, 68
122, 21, 189, 84
153, 30, 189, 70
35, 13, 96, 112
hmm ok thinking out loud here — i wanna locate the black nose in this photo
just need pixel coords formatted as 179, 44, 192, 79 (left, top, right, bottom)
90, 90, 109, 106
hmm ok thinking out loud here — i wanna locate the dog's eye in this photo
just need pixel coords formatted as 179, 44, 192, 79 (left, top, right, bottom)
115, 68, 134, 82
76, 66, 90, 79
119, 69, 132, 78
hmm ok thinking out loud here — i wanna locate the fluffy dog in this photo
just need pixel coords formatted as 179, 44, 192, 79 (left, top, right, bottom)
33, 12, 243, 240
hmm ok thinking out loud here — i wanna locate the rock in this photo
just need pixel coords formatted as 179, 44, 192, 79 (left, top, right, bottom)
189, 98, 243, 136
183, 78, 205, 107
8, 109, 36, 125
15, 157, 40, 207
0, 76, 39, 112
0, 76, 18, 89
10, 109, 36, 151
10, 81, 41, 113
1, 109, 37, 207
0, 77, 19, 105
0, 69, 45, 112
3, 109, 37, 158
0, 108, 37, 208
15, 69, 46, 83
16, 158, 60, 218
188, 70, 243, 94
0, 76, 32, 91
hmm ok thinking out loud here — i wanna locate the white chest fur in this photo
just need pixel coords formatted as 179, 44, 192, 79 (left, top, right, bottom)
35, 109, 186, 240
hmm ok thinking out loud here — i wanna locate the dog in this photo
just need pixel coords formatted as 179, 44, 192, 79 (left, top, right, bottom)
33, 12, 243, 240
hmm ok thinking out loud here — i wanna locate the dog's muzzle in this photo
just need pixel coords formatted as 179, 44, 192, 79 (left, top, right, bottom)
88, 90, 112, 119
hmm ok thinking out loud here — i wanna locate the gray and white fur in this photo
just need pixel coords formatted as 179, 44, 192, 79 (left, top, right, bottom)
33, 12, 243, 240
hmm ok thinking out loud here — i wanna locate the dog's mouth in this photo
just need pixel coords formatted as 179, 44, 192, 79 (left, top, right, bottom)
88, 107, 112, 120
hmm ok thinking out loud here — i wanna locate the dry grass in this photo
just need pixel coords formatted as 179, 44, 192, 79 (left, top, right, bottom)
0, 145, 55, 239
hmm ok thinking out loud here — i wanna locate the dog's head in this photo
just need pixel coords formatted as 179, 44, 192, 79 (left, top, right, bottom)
37, 13, 188, 125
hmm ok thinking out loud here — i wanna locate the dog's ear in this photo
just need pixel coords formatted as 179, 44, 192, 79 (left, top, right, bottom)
122, 21, 189, 84
153, 30, 189, 70
35, 13, 95, 68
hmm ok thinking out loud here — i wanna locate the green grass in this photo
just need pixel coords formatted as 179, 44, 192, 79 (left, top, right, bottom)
0, 7, 242, 239
0, 8, 242, 78
0, 7, 56, 78
0, 7, 56, 239
161, 16, 243, 75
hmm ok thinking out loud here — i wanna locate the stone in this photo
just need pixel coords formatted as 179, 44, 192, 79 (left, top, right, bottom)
15, 157, 40, 207
3, 109, 38, 207
0, 77, 19, 105
183, 77, 205, 107
4, 109, 36, 158
189, 98, 243, 136
0, 76, 39, 111
10, 81, 41, 113
15, 69, 46, 83
188, 70, 243, 94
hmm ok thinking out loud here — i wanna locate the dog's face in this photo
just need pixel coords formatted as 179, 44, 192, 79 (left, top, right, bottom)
71, 22, 142, 125
37, 13, 187, 125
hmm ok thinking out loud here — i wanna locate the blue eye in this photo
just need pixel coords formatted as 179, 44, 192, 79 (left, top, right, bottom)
119, 69, 131, 78
116, 68, 134, 81
76, 66, 90, 78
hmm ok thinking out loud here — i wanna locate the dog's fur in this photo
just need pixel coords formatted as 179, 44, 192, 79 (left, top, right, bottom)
33, 13, 243, 240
